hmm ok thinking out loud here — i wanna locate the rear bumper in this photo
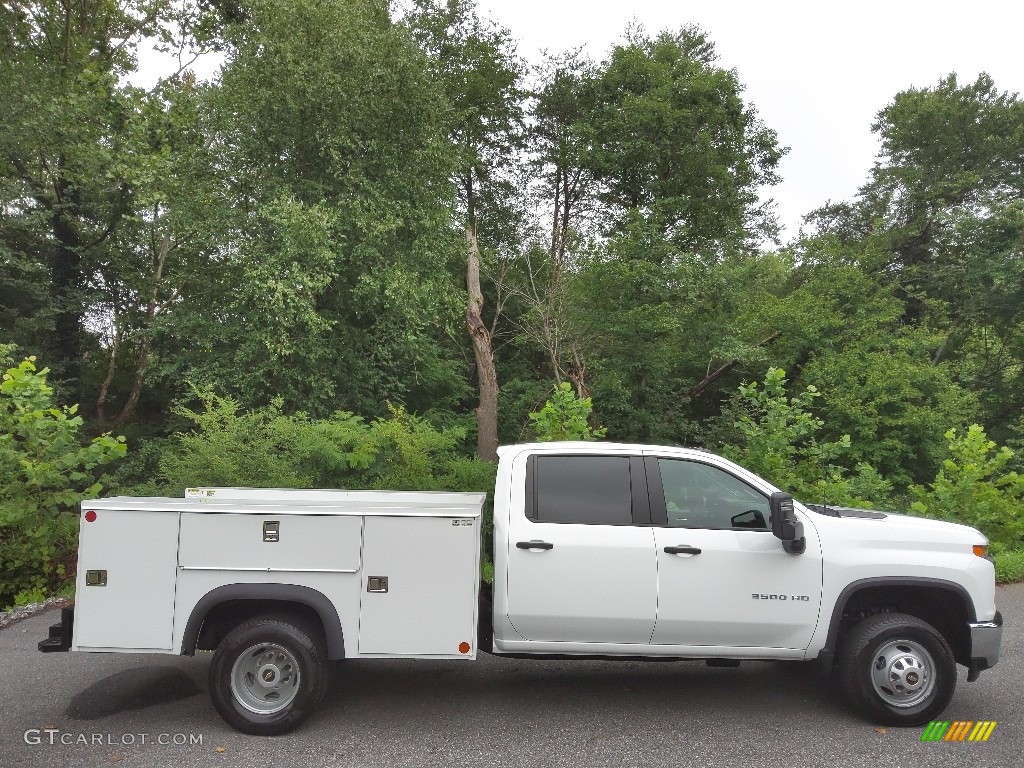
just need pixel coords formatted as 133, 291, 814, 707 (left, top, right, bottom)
37, 605, 74, 653
966, 610, 1002, 682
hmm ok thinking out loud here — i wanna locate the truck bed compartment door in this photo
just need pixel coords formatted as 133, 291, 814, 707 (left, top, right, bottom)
358, 515, 480, 656
74, 509, 179, 650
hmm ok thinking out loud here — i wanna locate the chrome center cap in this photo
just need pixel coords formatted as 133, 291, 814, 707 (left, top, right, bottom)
257, 664, 280, 687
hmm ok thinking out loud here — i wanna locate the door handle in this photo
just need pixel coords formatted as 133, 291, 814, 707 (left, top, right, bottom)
516, 540, 554, 550
664, 545, 702, 555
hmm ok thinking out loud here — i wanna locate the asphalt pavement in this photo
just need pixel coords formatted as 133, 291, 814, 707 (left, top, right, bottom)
2, 584, 1021, 768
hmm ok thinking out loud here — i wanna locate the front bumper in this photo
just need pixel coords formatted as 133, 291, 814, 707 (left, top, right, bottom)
966, 610, 1002, 682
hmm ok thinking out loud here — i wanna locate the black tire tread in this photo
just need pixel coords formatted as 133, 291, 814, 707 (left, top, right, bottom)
839, 611, 956, 726
209, 615, 329, 736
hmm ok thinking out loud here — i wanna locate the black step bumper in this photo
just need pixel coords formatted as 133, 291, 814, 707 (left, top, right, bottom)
37, 605, 74, 653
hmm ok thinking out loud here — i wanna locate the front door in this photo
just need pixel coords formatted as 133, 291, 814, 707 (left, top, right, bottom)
648, 456, 822, 649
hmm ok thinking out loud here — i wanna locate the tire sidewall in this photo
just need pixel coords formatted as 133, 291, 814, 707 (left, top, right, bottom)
843, 614, 956, 726
210, 619, 326, 736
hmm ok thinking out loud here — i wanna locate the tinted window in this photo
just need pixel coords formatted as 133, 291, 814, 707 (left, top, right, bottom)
659, 459, 769, 530
534, 456, 632, 525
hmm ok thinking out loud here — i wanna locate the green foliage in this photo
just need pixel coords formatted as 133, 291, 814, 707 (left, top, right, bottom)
994, 549, 1024, 584
0, 355, 127, 608
142, 387, 498, 582
529, 382, 607, 442
579, 25, 783, 249
152, 388, 496, 494
721, 368, 892, 508
910, 426, 1024, 549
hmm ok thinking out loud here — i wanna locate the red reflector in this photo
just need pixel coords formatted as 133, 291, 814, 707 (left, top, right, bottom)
84, 510, 97, 522
458, 641, 471, 654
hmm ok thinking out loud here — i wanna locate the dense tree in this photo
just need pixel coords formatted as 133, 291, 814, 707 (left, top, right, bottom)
808, 74, 1024, 443
153, 0, 468, 419
0, 0, 189, 397
407, 0, 526, 461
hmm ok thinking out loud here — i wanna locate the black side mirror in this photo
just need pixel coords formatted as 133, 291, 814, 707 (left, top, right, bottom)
769, 492, 806, 555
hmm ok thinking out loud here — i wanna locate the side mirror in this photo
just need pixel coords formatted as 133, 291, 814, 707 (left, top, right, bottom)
769, 492, 806, 555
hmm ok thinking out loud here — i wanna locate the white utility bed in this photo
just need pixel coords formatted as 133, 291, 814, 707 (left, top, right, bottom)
74, 491, 485, 660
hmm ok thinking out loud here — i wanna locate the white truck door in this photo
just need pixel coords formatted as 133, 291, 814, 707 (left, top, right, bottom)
647, 456, 822, 649
505, 454, 657, 644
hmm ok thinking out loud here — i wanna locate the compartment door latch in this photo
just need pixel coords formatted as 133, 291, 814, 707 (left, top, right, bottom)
263, 521, 280, 542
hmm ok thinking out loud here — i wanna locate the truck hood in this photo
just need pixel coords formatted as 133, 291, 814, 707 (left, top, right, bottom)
800, 502, 988, 546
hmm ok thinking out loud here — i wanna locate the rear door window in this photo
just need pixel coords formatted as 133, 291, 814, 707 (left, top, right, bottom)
532, 455, 633, 525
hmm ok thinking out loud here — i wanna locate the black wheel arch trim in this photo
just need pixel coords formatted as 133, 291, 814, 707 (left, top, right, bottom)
819, 576, 976, 661
181, 583, 345, 660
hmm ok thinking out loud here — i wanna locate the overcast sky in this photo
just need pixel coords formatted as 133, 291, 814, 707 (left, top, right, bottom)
478, 0, 1024, 241
141, 0, 1024, 243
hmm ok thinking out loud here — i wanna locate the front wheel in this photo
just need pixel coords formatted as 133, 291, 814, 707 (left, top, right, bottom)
209, 616, 328, 735
839, 612, 956, 726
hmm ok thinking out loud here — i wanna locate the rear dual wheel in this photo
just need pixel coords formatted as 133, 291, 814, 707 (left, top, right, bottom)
209, 616, 329, 736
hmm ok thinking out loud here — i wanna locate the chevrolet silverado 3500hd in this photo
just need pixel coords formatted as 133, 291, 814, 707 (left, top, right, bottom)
39, 442, 1003, 735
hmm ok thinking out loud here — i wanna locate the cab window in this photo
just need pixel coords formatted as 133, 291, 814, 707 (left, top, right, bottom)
657, 459, 769, 530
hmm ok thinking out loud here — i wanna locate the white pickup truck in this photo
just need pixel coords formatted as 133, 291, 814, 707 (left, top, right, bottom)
39, 442, 1003, 735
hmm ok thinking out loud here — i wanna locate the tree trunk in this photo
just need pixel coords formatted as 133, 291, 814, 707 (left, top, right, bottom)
114, 234, 170, 426
465, 221, 499, 462
96, 321, 122, 423
50, 202, 85, 391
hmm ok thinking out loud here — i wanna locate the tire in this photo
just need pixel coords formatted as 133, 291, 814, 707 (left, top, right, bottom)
839, 612, 956, 726
209, 615, 329, 736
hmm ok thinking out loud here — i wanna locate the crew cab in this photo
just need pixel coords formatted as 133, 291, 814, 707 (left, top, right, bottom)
39, 442, 1003, 735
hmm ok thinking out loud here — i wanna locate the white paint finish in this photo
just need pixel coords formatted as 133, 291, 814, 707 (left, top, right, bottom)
185, 487, 482, 508
171, 569, 362, 657
358, 516, 480, 657
89, 495, 484, 517
492, 637, 806, 660
495, 445, 658, 646
505, 508, 657, 642
651, 525, 823, 648
178, 512, 362, 572
73, 509, 179, 651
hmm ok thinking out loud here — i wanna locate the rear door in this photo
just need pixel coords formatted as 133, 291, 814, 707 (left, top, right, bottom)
504, 454, 657, 644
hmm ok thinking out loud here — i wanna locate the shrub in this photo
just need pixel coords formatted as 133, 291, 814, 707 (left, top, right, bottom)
721, 367, 892, 508
0, 354, 126, 608
910, 425, 1024, 549
994, 549, 1024, 584
529, 382, 607, 442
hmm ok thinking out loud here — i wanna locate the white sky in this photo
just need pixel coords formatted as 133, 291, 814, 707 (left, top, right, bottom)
138, 0, 1024, 243
480, 0, 1024, 241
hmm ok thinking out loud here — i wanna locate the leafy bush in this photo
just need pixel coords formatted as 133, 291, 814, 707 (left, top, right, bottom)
529, 382, 607, 442
135, 388, 498, 579
721, 367, 892, 508
150, 388, 495, 494
910, 425, 1024, 549
0, 353, 126, 608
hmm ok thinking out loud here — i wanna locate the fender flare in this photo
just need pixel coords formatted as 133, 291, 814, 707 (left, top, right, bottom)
817, 576, 975, 665
180, 583, 346, 660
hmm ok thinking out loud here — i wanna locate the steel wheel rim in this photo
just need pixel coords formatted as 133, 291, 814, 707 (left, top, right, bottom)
869, 638, 935, 708
230, 643, 301, 715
